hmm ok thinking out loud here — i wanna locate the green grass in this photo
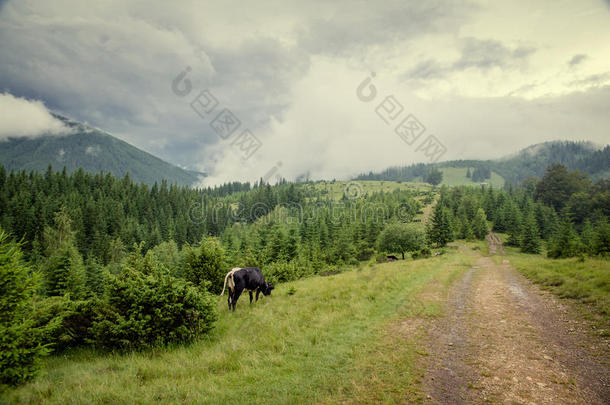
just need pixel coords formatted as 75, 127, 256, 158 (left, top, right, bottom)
2, 252, 471, 404
436, 167, 505, 187
307, 180, 432, 200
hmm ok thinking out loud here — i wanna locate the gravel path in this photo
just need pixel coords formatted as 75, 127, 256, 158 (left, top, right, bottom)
421, 244, 609, 404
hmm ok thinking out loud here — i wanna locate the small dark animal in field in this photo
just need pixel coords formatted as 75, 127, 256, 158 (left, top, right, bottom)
387, 255, 399, 261
220, 267, 274, 311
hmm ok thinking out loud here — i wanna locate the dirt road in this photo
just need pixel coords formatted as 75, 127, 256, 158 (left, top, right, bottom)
422, 245, 609, 404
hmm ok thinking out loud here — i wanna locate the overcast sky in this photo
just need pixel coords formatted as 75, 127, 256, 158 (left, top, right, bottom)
1, 0, 609, 185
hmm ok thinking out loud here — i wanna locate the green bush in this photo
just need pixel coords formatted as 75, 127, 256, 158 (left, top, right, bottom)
183, 237, 226, 294
91, 266, 217, 350
375, 252, 387, 263
30, 296, 100, 351
412, 247, 432, 259
0, 229, 49, 386
264, 261, 310, 285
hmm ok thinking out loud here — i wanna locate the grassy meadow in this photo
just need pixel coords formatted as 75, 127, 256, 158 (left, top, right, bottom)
308, 180, 432, 200
2, 250, 472, 404
437, 167, 505, 187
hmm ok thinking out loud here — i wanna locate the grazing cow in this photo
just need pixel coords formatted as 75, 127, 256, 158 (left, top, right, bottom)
220, 267, 274, 311
387, 255, 399, 261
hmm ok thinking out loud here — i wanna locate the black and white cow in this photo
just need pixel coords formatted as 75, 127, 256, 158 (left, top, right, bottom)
220, 267, 274, 311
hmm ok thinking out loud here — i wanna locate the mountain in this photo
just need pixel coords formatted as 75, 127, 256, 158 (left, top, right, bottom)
0, 114, 205, 186
492, 141, 609, 183
355, 141, 610, 185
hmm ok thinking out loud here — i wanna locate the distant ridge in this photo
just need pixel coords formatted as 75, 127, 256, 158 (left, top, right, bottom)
355, 140, 610, 185
0, 114, 205, 186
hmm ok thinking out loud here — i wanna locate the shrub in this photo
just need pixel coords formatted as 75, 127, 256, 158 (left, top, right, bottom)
30, 296, 100, 351
375, 252, 387, 263
183, 237, 226, 294
0, 229, 49, 386
356, 246, 375, 261
263, 261, 304, 284
420, 247, 432, 258
91, 267, 217, 350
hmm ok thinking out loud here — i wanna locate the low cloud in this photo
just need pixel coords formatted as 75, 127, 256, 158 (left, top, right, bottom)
200, 59, 610, 186
404, 37, 536, 82
453, 37, 535, 70
0, 92, 70, 139
568, 53, 588, 67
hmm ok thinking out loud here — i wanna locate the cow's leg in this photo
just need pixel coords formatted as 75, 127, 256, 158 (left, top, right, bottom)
227, 288, 233, 311
256, 289, 261, 302
249, 291, 253, 304
232, 288, 243, 311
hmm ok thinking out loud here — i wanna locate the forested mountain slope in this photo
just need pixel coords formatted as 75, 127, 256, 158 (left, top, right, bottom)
0, 114, 205, 186
356, 141, 609, 186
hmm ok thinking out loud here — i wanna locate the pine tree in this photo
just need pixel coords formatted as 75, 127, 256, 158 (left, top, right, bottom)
505, 201, 522, 246
428, 204, 453, 247
472, 208, 489, 240
85, 258, 105, 296
463, 219, 474, 240
547, 217, 582, 258
0, 228, 49, 385
520, 212, 541, 254
579, 220, 594, 255
592, 218, 610, 256
42, 208, 86, 298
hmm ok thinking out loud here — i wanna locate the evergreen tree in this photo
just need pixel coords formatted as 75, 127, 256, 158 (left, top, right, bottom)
592, 218, 610, 256
472, 208, 489, 240
520, 212, 541, 254
428, 204, 453, 247
42, 208, 86, 298
505, 201, 522, 246
425, 168, 443, 186
579, 219, 595, 255
547, 217, 582, 258
84, 258, 105, 296
0, 228, 49, 385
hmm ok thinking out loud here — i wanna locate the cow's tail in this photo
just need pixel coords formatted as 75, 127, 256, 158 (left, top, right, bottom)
220, 268, 239, 296
220, 272, 231, 296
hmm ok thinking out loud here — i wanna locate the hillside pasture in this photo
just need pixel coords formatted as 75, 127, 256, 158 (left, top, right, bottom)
3, 251, 469, 404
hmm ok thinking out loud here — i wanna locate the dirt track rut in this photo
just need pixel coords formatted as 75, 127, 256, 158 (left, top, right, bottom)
422, 246, 609, 404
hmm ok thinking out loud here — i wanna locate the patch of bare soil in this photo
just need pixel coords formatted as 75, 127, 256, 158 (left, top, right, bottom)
421, 245, 609, 404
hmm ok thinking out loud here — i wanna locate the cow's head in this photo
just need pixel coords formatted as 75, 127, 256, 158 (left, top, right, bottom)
261, 282, 275, 296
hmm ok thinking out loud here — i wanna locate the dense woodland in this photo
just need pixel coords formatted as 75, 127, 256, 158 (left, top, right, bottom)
1, 162, 609, 386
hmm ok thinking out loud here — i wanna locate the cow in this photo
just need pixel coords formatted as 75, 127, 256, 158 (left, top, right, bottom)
387, 255, 399, 261
220, 267, 274, 311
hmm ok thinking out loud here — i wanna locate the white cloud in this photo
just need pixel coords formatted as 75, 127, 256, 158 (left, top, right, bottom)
0, 92, 70, 139
200, 58, 610, 186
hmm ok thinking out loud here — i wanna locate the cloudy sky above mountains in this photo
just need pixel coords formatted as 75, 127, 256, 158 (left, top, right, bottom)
1, 0, 609, 184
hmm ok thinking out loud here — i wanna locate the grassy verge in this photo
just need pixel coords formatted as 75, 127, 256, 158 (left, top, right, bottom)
490, 245, 609, 333
2, 252, 470, 404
